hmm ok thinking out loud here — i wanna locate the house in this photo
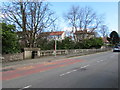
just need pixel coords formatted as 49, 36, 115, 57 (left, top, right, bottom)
16, 31, 66, 47
73, 29, 95, 42
16, 31, 34, 47
102, 37, 109, 45
38, 31, 66, 41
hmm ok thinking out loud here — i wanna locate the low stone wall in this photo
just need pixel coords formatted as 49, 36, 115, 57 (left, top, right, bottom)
2, 48, 111, 63
39, 50, 67, 56
66, 48, 110, 57
39, 48, 111, 57
2, 53, 24, 63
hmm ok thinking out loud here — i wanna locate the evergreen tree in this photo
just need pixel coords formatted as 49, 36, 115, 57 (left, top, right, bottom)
1, 23, 20, 54
110, 31, 119, 45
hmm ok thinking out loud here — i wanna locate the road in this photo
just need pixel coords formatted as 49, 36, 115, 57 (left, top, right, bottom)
2, 51, 118, 89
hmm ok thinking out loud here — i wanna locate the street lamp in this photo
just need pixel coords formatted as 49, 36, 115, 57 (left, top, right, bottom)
54, 36, 57, 57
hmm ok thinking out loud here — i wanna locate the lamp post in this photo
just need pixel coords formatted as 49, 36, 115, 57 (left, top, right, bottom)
54, 37, 57, 57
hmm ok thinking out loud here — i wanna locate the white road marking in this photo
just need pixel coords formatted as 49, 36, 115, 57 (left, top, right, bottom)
60, 70, 76, 76
60, 64, 90, 76
23, 85, 32, 89
60, 73, 66, 76
68, 70, 75, 73
73, 70, 77, 71
97, 60, 103, 63
81, 65, 89, 68
66, 72, 71, 74
18, 85, 32, 90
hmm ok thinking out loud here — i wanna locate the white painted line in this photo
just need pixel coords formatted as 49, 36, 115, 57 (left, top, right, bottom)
81, 65, 89, 68
69, 70, 77, 73
60, 69, 77, 76
23, 85, 32, 89
60, 74, 63, 76
85, 64, 90, 67
67, 71, 73, 73
60, 73, 66, 76
73, 69, 77, 71
97, 60, 103, 63
66, 72, 71, 74
60, 64, 90, 77
18, 85, 32, 90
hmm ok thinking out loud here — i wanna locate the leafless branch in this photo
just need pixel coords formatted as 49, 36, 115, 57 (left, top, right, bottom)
1, 1, 56, 48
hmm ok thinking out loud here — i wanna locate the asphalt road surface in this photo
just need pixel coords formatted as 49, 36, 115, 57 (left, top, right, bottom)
2, 51, 118, 89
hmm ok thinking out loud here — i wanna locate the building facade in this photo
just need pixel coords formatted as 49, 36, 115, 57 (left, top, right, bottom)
73, 30, 95, 42
39, 31, 66, 41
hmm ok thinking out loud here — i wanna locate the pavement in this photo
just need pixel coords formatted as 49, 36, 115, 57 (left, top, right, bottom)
2, 51, 118, 88
2, 50, 110, 69
2, 55, 67, 69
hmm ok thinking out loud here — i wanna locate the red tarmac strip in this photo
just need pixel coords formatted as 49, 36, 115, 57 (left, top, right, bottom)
3, 58, 79, 74
2, 59, 84, 80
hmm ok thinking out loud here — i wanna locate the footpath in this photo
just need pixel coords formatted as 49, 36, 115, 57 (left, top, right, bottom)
1, 50, 111, 70
1, 55, 67, 70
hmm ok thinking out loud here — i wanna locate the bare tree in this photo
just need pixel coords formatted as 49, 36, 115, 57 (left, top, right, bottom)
99, 25, 109, 37
64, 5, 103, 32
1, 0, 56, 48
64, 5, 79, 32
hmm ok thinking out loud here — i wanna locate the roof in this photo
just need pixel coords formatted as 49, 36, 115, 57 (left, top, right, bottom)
102, 37, 109, 43
17, 31, 64, 37
74, 30, 94, 35
39, 31, 64, 36
49, 31, 64, 36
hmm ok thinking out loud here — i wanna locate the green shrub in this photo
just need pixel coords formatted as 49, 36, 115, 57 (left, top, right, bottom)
1, 23, 20, 54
